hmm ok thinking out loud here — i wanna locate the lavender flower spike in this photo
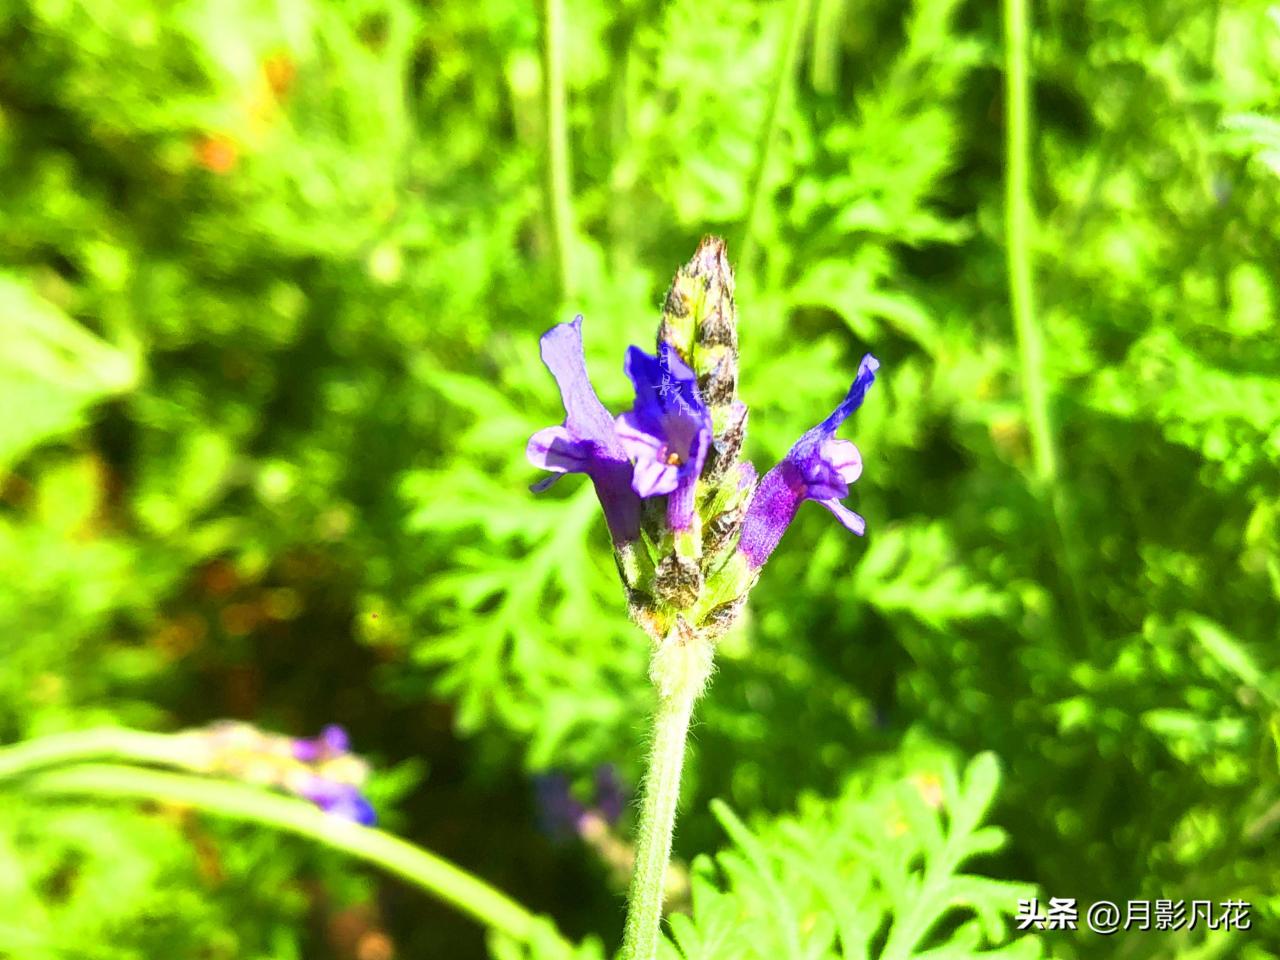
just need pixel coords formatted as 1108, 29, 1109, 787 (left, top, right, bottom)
528, 316, 642, 544
737, 354, 880, 569
615, 344, 712, 532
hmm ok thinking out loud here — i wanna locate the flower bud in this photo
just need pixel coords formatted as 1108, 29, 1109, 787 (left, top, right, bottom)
654, 552, 703, 609
658, 236, 739, 423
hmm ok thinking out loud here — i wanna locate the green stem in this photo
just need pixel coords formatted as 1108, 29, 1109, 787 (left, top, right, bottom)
1001, 0, 1056, 490
541, 0, 575, 300
14, 763, 551, 945
621, 639, 713, 960
0, 727, 190, 778
621, 687, 697, 960
1001, 0, 1098, 654
738, 0, 811, 276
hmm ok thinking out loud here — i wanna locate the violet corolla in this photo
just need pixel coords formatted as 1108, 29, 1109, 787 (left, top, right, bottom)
737, 354, 879, 569
615, 344, 712, 533
526, 317, 641, 546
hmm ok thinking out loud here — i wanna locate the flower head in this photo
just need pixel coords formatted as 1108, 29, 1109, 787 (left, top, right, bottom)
191, 721, 377, 825
527, 317, 642, 544
615, 344, 712, 531
737, 354, 879, 569
522, 240, 877, 646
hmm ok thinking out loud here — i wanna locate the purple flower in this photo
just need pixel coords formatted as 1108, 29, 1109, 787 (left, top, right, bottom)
534, 766, 628, 840
292, 724, 350, 763
534, 772, 588, 839
299, 777, 377, 826
527, 317, 642, 544
738, 354, 879, 569
593, 764, 625, 825
615, 344, 712, 531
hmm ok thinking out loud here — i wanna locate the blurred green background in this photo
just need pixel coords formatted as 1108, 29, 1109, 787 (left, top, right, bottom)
2, 0, 1280, 957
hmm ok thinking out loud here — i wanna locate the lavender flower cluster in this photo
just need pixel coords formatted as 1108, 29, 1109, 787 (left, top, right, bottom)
528, 238, 879, 641
186, 721, 376, 825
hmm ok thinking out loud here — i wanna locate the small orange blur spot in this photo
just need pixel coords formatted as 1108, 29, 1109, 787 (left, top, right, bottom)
220, 602, 262, 636
264, 53, 297, 99
194, 134, 239, 174
200, 559, 240, 597
356, 932, 395, 960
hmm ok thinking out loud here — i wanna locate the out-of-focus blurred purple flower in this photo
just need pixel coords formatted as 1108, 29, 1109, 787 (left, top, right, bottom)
300, 777, 377, 826
738, 354, 879, 569
535, 765, 629, 840
190, 720, 376, 826
535, 772, 588, 839
615, 344, 712, 532
292, 723, 350, 762
593, 765, 626, 825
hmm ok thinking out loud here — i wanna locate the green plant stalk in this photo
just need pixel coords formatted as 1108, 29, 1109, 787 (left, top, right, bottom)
738, 0, 811, 275
621, 637, 713, 960
1001, 0, 1096, 653
0, 727, 190, 778
1002, 0, 1056, 490
621, 684, 697, 960
541, 0, 575, 299
14, 762, 553, 945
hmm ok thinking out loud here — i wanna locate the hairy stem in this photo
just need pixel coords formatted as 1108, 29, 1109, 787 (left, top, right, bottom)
621, 638, 713, 960
12, 762, 554, 945
541, 0, 575, 299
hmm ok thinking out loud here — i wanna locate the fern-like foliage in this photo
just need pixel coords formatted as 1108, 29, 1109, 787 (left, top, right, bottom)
663, 746, 1041, 960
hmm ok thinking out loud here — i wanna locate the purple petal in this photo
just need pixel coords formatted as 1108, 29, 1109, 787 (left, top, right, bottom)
617, 343, 712, 509
813, 354, 879, 437
623, 346, 665, 413
632, 456, 679, 497
344, 793, 378, 826
298, 778, 377, 826
541, 318, 626, 456
817, 499, 866, 535
590, 460, 644, 543
614, 410, 666, 461
530, 473, 562, 493
623, 344, 700, 416
799, 455, 850, 502
527, 425, 594, 475
822, 438, 862, 484
319, 724, 350, 755
295, 725, 351, 762
667, 475, 698, 531
737, 461, 807, 568
738, 355, 879, 569
528, 317, 641, 543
